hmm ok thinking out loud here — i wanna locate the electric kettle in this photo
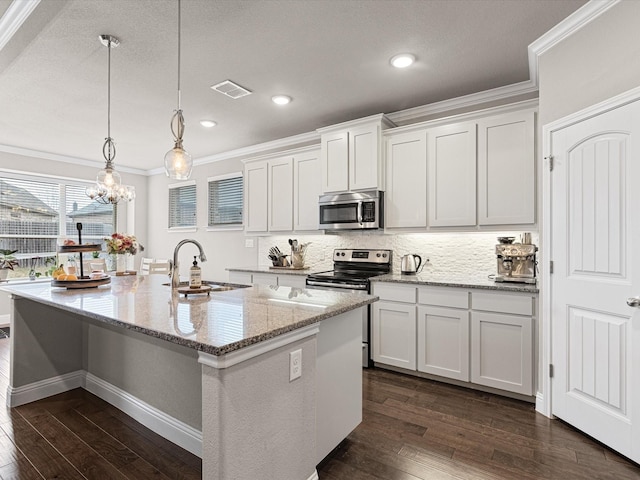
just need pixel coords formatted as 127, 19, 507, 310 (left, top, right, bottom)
401, 254, 422, 275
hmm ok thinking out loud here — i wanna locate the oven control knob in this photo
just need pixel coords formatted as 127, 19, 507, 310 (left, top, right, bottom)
341, 252, 346, 256
382, 253, 387, 258
376, 253, 381, 257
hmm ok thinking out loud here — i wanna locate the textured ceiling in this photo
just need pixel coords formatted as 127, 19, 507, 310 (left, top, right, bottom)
0, 0, 586, 173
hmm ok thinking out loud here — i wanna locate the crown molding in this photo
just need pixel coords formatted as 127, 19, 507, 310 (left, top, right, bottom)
0, 0, 40, 52
527, 0, 620, 85
146, 130, 320, 176
0, 144, 147, 175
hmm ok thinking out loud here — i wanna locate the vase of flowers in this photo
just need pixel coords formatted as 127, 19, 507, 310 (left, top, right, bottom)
104, 233, 144, 273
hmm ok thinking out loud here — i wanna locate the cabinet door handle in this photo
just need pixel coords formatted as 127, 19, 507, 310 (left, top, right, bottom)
627, 296, 640, 307
357, 201, 363, 225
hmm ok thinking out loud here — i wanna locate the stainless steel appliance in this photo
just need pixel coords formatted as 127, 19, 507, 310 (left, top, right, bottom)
400, 254, 422, 275
319, 190, 384, 231
306, 249, 392, 366
494, 242, 538, 284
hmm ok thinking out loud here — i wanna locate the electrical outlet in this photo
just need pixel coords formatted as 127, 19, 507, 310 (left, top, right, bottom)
245, 238, 254, 248
289, 349, 302, 381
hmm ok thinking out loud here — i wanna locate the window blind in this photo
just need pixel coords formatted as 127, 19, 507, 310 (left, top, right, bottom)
65, 184, 114, 240
169, 184, 197, 228
208, 175, 243, 227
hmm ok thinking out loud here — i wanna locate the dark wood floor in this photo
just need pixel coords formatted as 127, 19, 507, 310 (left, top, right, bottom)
1, 336, 639, 479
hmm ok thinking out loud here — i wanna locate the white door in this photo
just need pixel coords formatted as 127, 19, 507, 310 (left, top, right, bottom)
293, 150, 321, 231
551, 100, 640, 462
348, 124, 379, 191
267, 157, 293, 232
244, 161, 268, 232
320, 131, 349, 193
371, 301, 416, 370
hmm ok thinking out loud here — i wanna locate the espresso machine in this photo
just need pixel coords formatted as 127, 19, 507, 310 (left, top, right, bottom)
494, 235, 538, 284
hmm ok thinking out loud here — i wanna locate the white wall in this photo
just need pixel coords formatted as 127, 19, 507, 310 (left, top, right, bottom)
539, 1, 640, 126
145, 157, 255, 283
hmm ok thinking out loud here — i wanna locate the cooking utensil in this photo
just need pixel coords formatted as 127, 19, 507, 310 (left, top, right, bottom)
400, 254, 422, 275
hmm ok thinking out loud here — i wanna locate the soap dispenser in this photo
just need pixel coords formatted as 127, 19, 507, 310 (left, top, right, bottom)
189, 256, 202, 289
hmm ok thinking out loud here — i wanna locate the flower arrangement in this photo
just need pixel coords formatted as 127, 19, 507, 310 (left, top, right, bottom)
104, 233, 144, 255
0, 249, 19, 270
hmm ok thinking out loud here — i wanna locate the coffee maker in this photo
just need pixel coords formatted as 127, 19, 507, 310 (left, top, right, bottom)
494, 235, 537, 284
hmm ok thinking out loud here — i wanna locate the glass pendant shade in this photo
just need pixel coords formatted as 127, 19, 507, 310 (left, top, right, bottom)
164, 145, 192, 179
96, 166, 121, 189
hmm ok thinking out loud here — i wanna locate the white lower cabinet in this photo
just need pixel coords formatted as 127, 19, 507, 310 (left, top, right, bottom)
417, 306, 469, 381
228, 271, 307, 289
372, 282, 536, 397
371, 301, 416, 370
470, 311, 533, 396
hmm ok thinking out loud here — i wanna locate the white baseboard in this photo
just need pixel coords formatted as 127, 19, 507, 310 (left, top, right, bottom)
0, 313, 10, 328
85, 372, 202, 457
6, 370, 85, 407
7, 370, 203, 458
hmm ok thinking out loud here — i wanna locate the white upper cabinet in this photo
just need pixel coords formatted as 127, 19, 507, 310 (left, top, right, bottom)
319, 114, 395, 194
244, 148, 321, 234
268, 156, 294, 232
244, 160, 268, 232
428, 122, 477, 227
385, 129, 428, 229
478, 110, 535, 225
293, 149, 321, 231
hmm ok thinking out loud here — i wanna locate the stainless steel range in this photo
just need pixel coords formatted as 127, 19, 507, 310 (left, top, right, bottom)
306, 249, 392, 367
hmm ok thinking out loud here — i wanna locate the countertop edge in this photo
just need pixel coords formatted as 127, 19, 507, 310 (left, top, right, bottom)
226, 267, 318, 276
370, 275, 539, 293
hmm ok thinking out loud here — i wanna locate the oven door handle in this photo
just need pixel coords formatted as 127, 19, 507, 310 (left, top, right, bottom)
306, 280, 368, 291
357, 201, 363, 225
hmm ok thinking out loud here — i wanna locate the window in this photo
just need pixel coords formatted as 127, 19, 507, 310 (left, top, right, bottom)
169, 182, 196, 229
208, 173, 243, 228
0, 173, 115, 279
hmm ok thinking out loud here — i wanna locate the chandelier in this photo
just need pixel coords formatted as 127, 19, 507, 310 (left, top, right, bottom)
164, 0, 193, 179
86, 35, 135, 205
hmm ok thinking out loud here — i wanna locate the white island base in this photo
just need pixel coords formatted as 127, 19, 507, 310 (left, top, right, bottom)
7, 295, 364, 480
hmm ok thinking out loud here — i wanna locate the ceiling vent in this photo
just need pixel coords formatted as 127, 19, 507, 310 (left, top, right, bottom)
210, 80, 252, 99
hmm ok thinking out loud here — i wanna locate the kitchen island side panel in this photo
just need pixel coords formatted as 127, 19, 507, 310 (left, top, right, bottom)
85, 322, 202, 430
10, 297, 83, 388
201, 336, 317, 480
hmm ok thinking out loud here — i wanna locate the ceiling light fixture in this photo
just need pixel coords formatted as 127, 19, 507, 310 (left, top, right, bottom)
272, 95, 292, 105
390, 53, 415, 68
86, 35, 135, 205
200, 120, 217, 128
164, 0, 193, 180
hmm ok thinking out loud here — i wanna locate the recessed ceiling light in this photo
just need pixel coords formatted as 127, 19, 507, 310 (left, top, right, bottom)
272, 95, 292, 105
200, 120, 217, 128
390, 53, 415, 68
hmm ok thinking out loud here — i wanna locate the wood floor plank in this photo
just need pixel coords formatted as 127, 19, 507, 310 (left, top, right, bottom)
0, 414, 86, 479
0, 455, 44, 480
25, 413, 128, 480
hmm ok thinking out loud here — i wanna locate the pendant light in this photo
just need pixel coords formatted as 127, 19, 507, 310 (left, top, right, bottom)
164, 0, 193, 179
86, 35, 135, 204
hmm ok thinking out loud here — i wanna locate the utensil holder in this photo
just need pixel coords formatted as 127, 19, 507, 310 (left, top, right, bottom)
291, 251, 305, 268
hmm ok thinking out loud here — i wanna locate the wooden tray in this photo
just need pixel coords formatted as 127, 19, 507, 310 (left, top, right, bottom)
57, 244, 102, 253
115, 270, 137, 276
51, 276, 111, 289
177, 285, 212, 296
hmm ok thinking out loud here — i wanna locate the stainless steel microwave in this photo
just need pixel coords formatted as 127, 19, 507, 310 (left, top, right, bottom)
319, 190, 384, 230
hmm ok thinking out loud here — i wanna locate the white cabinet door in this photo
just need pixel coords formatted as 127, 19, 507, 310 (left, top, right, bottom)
293, 150, 321, 231
252, 273, 279, 286
228, 271, 252, 285
428, 122, 476, 227
385, 130, 428, 228
321, 131, 349, 193
478, 111, 535, 225
417, 306, 469, 381
244, 161, 268, 232
349, 124, 380, 191
277, 275, 307, 289
470, 311, 533, 395
371, 301, 416, 370
268, 157, 293, 231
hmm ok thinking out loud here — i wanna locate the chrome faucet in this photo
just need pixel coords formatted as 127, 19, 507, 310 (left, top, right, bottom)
171, 239, 207, 288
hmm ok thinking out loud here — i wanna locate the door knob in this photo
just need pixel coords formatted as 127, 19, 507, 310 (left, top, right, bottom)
627, 296, 640, 307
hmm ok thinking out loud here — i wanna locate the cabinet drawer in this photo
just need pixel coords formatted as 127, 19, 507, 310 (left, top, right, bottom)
372, 283, 416, 303
472, 292, 533, 316
418, 287, 469, 309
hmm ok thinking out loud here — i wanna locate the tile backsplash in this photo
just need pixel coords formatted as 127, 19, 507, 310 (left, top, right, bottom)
259, 231, 539, 277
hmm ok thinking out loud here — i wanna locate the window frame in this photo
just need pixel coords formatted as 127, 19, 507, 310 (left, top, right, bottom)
206, 172, 244, 231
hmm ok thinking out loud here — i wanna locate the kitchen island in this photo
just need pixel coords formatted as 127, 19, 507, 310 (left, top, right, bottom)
1, 275, 377, 480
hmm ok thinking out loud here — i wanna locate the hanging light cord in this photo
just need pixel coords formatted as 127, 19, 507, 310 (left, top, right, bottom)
104, 38, 115, 166
177, 0, 181, 111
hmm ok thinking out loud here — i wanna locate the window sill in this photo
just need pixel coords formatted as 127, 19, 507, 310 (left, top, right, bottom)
205, 225, 244, 232
168, 227, 197, 233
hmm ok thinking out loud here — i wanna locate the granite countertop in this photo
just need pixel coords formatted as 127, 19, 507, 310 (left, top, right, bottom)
227, 266, 322, 276
371, 273, 539, 293
0, 275, 376, 356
